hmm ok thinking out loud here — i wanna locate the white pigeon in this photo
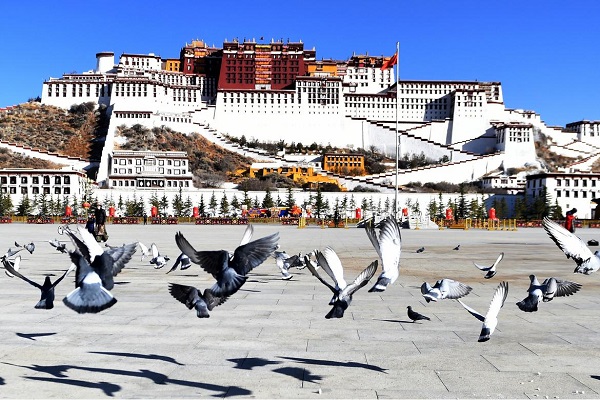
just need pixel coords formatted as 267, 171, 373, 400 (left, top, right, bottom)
457, 281, 508, 342
138, 242, 150, 262
516, 274, 582, 312
542, 216, 600, 274
149, 243, 170, 269
364, 216, 401, 292
473, 252, 504, 279
48, 239, 67, 253
306, 251, 377, 319
421, 279, 472, 302
166, 253, 192, 274
315, 247, 348, 304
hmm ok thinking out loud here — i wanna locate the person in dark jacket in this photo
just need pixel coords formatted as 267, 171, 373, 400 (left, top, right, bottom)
94, 204, 108, 242
85, 215, 95, 235
565, 208, 577, 233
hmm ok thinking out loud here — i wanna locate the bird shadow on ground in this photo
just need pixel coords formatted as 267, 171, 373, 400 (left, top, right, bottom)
591, 375, 600, 380
273, 366, 322, 384
113, 281, 130, 285
279, 356, 388, 374
3, 362, 251, 397
0, 377, 4, 385
88, 351, 184, 365
227, 357, 282, 370
237, 288, 262, 293
16, 332, 57, 341
25, 376, 121, 397
374, 318, 416, 324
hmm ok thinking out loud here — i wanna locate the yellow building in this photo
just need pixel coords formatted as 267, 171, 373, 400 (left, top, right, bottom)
162, 58, 181, 72
322, 153, 365, 176
306, 59, 340, 77
245, 163, 346, 190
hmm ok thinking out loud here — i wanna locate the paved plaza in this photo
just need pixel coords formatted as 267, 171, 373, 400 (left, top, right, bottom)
1, 222, 600, 398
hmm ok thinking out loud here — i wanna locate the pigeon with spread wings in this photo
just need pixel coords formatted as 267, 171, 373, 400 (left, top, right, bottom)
542, 216, 600, 274
307, 247, 377, 319
168, 283, 228, 318
473, 252, 504, 279
457, 281, 508, 342
421, 279, 472, 302
175, 229, 279, 297
2, 257, 72, 309
62, 226, 137, 313
516, 274, 581, 312
364, 216, 401, 292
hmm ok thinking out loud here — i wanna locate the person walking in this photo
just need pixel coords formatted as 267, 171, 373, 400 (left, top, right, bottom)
94, 204, 108, 242
565, 208, 577, 233
85, 215, 95, 235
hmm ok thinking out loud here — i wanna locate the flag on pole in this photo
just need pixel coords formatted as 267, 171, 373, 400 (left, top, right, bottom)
380, 53, 397, 71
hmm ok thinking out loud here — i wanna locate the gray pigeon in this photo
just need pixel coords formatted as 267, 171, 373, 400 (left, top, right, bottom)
175, 230, 279, 297
407, 306, 430, 322
543, 216, 600, 274
516, 274, 581, 312
149, 243, 170, 269
306, 248, 377, 319
62, 226, 137, 313
48, 239, 67, 253
2, 257, 72, 309
166, 253, 192, 274
457, 281, 508, 342
421, 279, 472, 302
473, 252, 504, 279
168, 283, 228, 318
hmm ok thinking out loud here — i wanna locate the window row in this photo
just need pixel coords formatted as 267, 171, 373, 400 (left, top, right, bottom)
1, 186, 70, 195
1, 176, 70, 184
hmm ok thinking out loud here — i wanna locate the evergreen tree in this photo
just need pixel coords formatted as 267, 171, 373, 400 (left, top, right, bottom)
209, 192, 218, 216
285, 187, 295, 208
262, 187, 274, 209
184, 196, 193, 217
427, 198, 437, 220
514, 196, 527, 219
230, 194, 240, 211
149, 192, 160, 211
550, 198, 563, 219
16, 194, 33, 216
384, 197, 391, 214
160, 194, 169, 216
0, 191, 13, 215
457, 184, 467, 219
314, 187, 326, 218
361, 197, 369, 216
199, 194, 206, 216
220, 192, 230, 216
118, 195, 124, 215
276, 194, 283, 207
252, 196, 260, 208
38, 193, 49, 216
437, 192, 445, 219
172, 188, 184, 217
242, 190, 252, 208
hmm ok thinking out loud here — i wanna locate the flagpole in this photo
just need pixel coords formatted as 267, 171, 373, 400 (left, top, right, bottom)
394, 41, 400, 220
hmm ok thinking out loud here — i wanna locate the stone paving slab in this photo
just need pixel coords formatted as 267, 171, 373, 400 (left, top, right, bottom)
1, 223, 600, 398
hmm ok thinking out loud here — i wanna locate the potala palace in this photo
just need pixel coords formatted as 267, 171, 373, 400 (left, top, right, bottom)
4, 38, 599, 218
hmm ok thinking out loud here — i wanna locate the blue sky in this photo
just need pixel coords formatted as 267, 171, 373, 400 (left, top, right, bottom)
1, 0, 598, 127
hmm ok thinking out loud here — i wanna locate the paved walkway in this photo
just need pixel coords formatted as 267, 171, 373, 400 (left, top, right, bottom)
1, 223, 600, 398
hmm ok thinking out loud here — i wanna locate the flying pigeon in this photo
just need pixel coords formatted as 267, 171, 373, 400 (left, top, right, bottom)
2, 257, 72, 309
407, 306, 430, 322
138, 242, 150, 262
307, 248, 377, 319
315, 247, 349, 305
26, 242, 35, 254
421, 279, 472, 302
364, 216, 401, 292
272, 249, 303, 280
516, 274, 581, 312
416, 247, 425, 253
175, 229, 279, 297
473, 252, 504, 279
457, 281, 508, 342
149, 243, 170, 269
3, 247, 23, 259
542, 216, 600, 274
166, 253, 192, 274
453, 244, 460, 251
3, 254, 21, 278
62, 226, 136, 313
168, 283, 228, 318
48, 239, 67, 253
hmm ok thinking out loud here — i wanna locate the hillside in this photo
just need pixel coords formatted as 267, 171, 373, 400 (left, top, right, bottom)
0, 101, 103, 162
115, 124, 253, 187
